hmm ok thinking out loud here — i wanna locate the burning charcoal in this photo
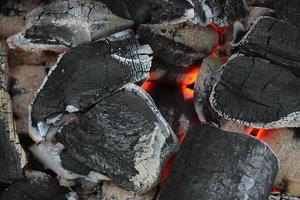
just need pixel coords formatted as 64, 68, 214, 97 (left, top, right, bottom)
101, 0, 194, 24
0, 170, 69, 200
0, 42, 27, 183
275, 0, 300, 28
240, 17, 300, 76
7, 0, 134, 52
149, 60, 200, 85
31, 83, 178, 193
160, 124, 278, 200
258, 129, 300, 196
192, 0, 249, 27
100, 182, 156, 200
242, 7, 275, 30
211, 54, 300, 128
29, 30, 153, 142
138, 22, 218, 67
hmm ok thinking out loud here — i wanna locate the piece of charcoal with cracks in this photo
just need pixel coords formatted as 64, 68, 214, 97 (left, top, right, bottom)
211, 54, 300, 128
191, 0, 249, 27
100, 0, 194, 24
29, 29, 153, 142
7, 0, 134, 52
239, 17, 300, 76
159, 124, 278, 200
30, 83, 178, 193
0, 41, 27, 183
137, 21, 218, 67
275, 0, 300, 28
0, 170, 69, 200
193, 56, 251, 134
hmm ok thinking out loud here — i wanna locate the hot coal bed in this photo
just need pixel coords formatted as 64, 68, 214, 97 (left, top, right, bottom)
0, 0, 300, 199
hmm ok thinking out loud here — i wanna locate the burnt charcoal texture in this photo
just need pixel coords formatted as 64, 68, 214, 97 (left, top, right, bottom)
100, 0, 193, 24
192, 0, 249, 26
194, 56, 223, 124
211, 54, 300, 128
240, 17, 300, 76
0, 171, 69, 200
0, 42, 26, 183
160, 124, 278, 200
275, 0, 300, 28
8, 0, 134, 51
138, 22, 218, 67
30, 30, 152, 129
246, 0, 274, 7
34, 83, 177, 193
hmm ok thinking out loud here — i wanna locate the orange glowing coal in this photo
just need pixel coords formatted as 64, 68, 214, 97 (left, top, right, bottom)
180, 65, 200, 100
141, 80, 155, 92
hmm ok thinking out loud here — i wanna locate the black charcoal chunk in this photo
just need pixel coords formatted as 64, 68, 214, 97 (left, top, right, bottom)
8, 0, 134, 51
138, 22, 218, 67
240, 17, 300, 76
100, 0, 194, 24
211, 54, 300, 128
275, 0, 300, 28
0, 171, 69, 200
192, 0, 249, 27
29, 29, 152, 140
160, 124, 278, 200
32, 83, 177, 193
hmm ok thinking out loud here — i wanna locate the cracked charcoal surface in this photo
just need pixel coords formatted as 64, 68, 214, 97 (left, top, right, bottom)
192, 0, 249, 26
56, 83, 177, 192
137, 22, 218, 67
275, 0, 300, 28
159, 124, 278, 200
211, 54, 300, 128
240, 17, 300, 76
0, 171, 69, 200
0, 42, 25, 183
100, 0, 193, 24
8, 0, 133, 50
31, 29, 152, 126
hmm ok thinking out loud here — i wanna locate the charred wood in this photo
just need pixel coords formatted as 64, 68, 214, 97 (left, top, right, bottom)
159, 124, 278, 200
211, 54, 300, 128
8, 0, 134, 51
240, 17, 300, 76
31, 83, 178, 193
29, 29, 152, 141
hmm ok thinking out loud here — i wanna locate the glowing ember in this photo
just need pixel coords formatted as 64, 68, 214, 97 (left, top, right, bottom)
160, 155, 176, 185
141, 80, 155, 92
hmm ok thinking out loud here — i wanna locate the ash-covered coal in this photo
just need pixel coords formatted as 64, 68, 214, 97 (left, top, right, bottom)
191, 0, 249, 27
211, 54, 300, 128
31, 83, 178, 193
7, 0, 134, 51
211, 17, 300, 128
138, 21, 218, 67
160, 124, 278, 200
29, 29, 153, 141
